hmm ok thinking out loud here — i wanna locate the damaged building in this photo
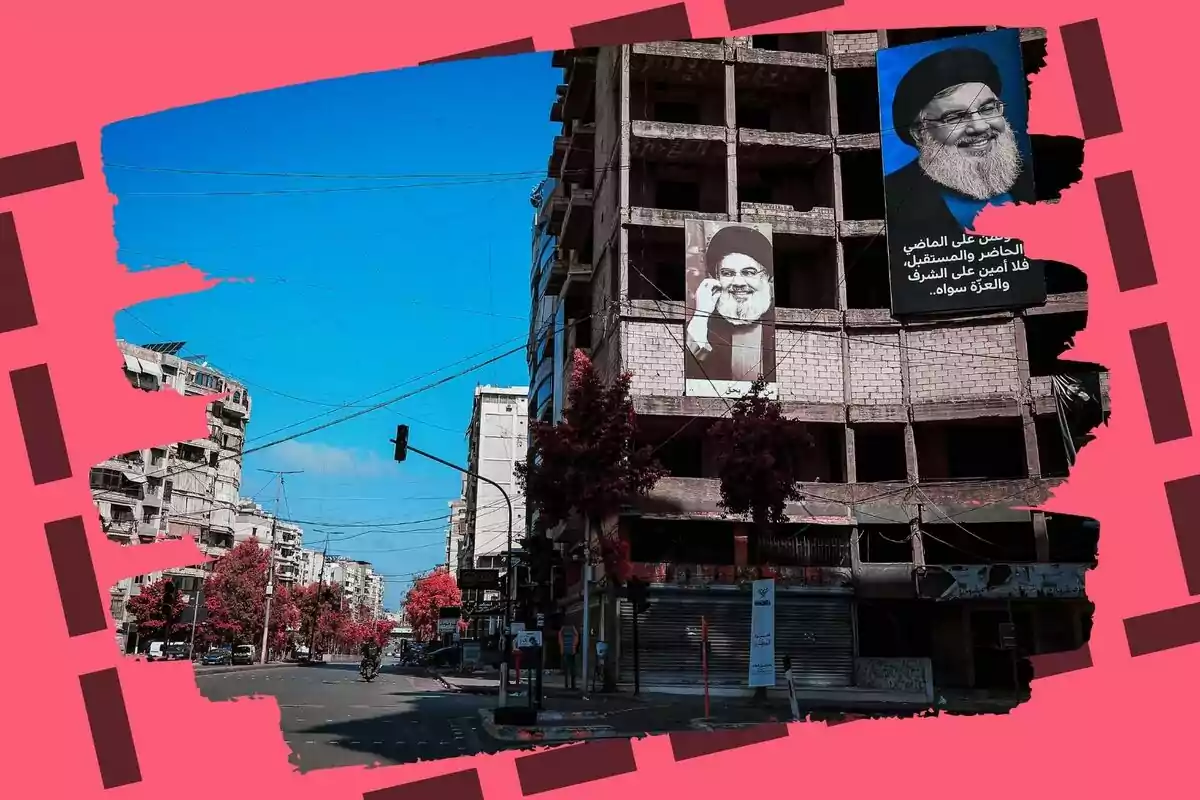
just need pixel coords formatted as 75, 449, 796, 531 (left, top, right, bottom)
528, 27, 1103, 711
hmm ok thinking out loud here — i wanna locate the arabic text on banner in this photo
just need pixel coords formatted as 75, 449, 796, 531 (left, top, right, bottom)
748, 578, 776, 688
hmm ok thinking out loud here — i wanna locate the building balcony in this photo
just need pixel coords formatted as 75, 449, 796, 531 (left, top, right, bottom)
632, 39, 726, 62
839, 219, 885, 238
630, 561, 853, 591
627, 207, 729, 228
561, 185, 594, 251
104, 519, 137, 539
628, 475, 1060, 524
739, 202, 836, 236
539, 180, 569, 232
737, 128, 832, 151
631, 120, 727, 162
915, 563, 1089, 601
558, 120, 595, 188
835, 133, 880, 151
548, 134, 570, 180
222, 396, 249, 419
734, 45, 827, 71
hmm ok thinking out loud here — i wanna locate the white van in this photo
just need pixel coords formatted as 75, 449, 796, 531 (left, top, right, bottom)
146, 641, 166, 661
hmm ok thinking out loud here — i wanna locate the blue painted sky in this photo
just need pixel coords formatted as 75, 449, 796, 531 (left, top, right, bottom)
102, 54, 561, 609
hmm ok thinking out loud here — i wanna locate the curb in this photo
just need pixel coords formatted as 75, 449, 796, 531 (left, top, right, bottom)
478, 708, 624, 743
191, 663, 294, 676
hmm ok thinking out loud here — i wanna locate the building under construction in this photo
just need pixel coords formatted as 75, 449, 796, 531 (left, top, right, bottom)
528, 27, 1103, 710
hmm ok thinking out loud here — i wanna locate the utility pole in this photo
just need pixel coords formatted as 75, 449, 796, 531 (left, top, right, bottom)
259, 469, 302, 665
308, 534, 330, 658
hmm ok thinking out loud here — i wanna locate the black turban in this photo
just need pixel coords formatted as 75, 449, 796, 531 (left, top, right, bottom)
704, 224, 773, 277
892, 47, 1003, 148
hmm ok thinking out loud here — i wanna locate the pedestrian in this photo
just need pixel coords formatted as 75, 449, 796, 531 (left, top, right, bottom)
558, 621, 579, 690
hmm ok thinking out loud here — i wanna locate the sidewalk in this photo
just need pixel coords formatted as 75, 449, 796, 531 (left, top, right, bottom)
452, 674, 807, 744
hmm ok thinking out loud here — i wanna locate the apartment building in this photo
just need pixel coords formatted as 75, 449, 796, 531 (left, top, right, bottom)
100, 340, 251, 651
530, 30, 1104, 707
460, 385, 528, 638
298, 547, 328, 586
232, 500, 305, 588
447, 496, 469, 576
326, 557, 384, 619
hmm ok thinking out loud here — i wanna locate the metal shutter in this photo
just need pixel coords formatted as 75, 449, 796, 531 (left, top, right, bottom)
619, 592, 854, 688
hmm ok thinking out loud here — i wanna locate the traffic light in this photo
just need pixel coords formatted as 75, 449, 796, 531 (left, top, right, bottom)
392, 424, 410, 462
161, 580, 178, 627
626, 576, 650, 615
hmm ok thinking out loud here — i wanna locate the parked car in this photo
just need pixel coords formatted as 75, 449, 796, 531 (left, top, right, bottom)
201, 647, 232, 666
164, 643, 188, 661
230, 644, 256, 665
422, 646, 460, 668
146, 641, 166, 662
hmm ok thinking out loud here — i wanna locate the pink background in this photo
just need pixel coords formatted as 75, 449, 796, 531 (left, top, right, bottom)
0, 0, 1195, 797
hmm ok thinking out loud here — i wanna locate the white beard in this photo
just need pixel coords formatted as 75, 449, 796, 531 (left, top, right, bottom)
917, 124, 1023, 201
715, 285, 772, 327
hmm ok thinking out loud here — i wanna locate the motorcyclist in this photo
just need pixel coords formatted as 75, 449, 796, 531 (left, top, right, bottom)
360, 638, 381, 675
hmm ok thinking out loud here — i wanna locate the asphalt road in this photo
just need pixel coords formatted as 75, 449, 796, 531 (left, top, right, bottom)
194, 660, 508, 772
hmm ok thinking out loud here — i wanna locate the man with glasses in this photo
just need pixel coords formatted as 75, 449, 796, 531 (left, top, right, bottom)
685, 223, 776, 385
887, 46, 1036, 236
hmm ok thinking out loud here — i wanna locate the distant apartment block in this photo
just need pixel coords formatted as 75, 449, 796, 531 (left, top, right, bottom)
101, 340, 251, 651
233, 499, 305, 588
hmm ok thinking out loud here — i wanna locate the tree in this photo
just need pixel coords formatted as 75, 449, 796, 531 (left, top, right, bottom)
516, 349, 666, 691
202, 538, 298, 653
403, 568, 463, 642
709, 377, 814, 532
292, 582, 349, 653
516, 349, 665, 584
125, 577, 190, 641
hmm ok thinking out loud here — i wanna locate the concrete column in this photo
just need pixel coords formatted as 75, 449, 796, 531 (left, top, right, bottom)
617, 45, 632, 304
724, 57, 738, 217
1032, 511, 1050, 562
1012, 316, 1042, 478
909, 509, 926, 566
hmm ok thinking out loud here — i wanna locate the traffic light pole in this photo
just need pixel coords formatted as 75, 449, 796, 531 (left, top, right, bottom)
391, 427, 514, 708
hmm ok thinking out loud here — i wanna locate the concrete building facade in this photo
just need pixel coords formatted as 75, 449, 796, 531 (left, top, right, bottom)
100, 341, 251, 651
462, 385, 529, 562
233, 499, 304, 588
530, 30, 1104, 708
447, 496, 469, 576
460, 385, 528, 639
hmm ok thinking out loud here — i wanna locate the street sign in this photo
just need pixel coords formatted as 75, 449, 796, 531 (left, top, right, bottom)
437, 618, 457, 634
459, 569, 501, 591
535, 613, 545, 629
515, 630, 543, 649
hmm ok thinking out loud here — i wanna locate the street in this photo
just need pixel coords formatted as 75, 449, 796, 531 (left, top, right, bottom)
194, 660, 509, 772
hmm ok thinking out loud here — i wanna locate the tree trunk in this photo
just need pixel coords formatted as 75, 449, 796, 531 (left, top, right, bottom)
602, 582, 619, 692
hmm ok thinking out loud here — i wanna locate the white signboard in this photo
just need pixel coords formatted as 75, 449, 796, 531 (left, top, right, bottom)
437, 618, 457, 634
748, 578, 776, 687
514, 630, 543, 649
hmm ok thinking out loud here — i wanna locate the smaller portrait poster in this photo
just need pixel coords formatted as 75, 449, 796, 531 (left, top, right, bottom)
683, 220, 778, 399
877, 29, 1047, 317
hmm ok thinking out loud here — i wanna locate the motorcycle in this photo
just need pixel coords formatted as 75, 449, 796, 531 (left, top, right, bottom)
360, 656, 380, 682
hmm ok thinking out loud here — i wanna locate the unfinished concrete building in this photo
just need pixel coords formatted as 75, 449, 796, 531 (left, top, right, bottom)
530, 27, 1104, 710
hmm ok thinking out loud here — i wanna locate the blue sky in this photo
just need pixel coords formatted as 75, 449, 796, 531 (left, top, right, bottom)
102, 54, 562, 609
